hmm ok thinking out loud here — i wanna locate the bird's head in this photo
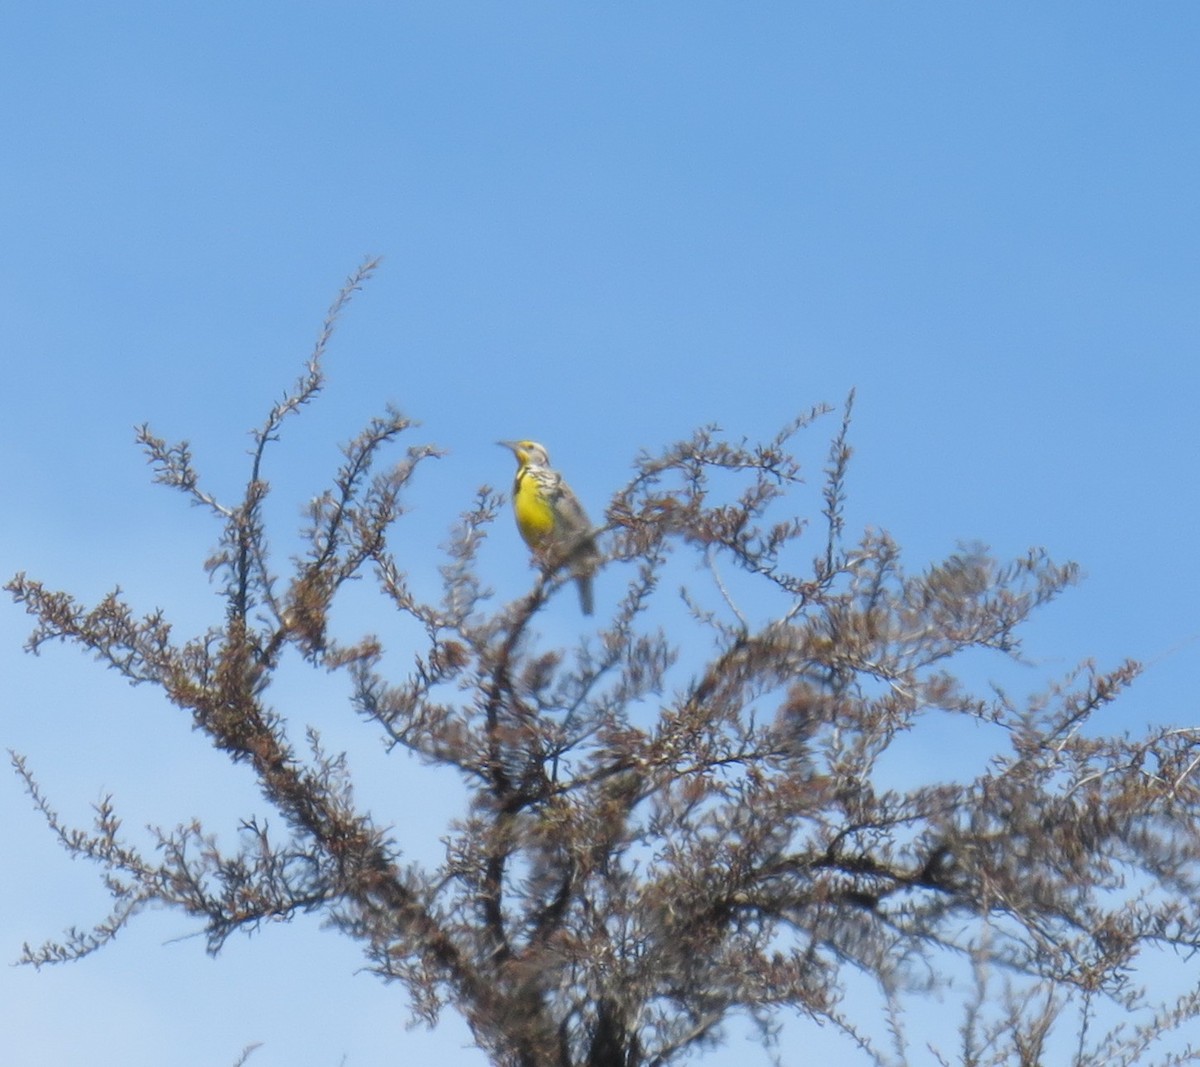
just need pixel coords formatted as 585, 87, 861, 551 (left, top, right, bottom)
498, 440, 551, 468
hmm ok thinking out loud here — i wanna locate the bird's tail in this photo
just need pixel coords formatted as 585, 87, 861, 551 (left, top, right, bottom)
574, 573, 594, 616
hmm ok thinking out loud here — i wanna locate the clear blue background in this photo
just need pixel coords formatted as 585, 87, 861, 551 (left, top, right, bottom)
3, 5, 1198, 1064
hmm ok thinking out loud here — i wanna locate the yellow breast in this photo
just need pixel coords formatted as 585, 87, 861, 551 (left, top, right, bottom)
513, 467, 556, 548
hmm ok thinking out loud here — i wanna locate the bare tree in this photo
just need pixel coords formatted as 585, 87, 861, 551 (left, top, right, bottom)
9, 261, 1200, 1067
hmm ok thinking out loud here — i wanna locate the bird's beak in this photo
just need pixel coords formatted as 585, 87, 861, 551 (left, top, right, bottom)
497, 440, 521, 459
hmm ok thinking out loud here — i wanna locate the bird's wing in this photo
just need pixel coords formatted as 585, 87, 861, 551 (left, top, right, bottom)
546, 473, 593, 535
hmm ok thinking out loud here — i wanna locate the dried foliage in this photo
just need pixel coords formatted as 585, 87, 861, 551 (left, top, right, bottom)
8, 261, 1200, 1067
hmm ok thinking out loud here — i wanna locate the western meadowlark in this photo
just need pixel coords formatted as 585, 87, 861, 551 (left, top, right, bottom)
499, 440, 600, 615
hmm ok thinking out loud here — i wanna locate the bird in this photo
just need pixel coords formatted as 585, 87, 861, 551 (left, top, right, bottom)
498, 440, 600, 615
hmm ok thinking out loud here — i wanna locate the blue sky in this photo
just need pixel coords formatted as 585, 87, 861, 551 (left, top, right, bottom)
3, 5, 1199, 1065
